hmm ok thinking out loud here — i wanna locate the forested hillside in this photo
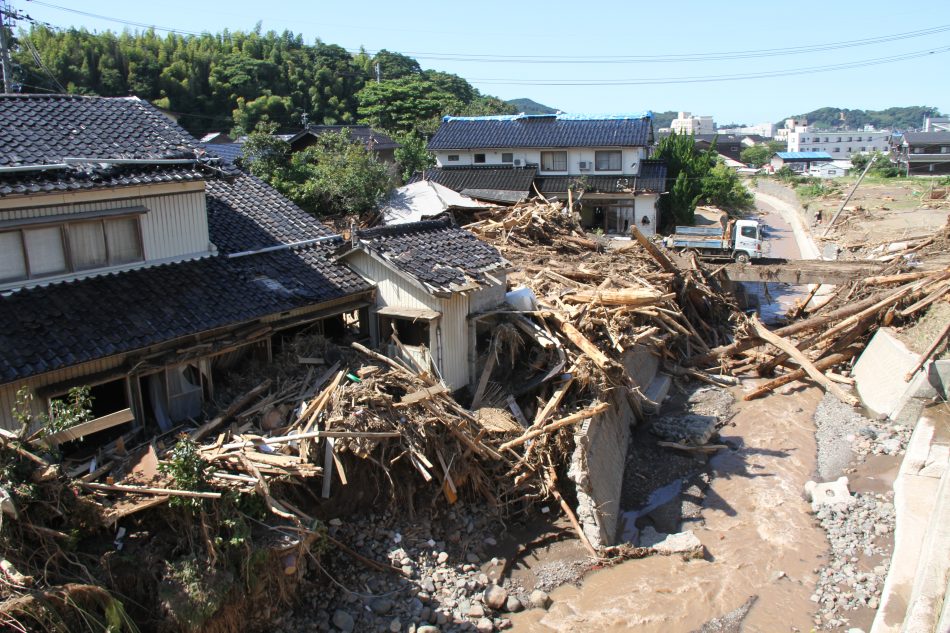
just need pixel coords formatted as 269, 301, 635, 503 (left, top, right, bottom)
780, 106, 943, 131
13, 26, 515, 137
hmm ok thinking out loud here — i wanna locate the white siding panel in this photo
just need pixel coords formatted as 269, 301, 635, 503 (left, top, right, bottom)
0, 190, 209, 262
0, 356, 126, 431
346, 252, 483, 390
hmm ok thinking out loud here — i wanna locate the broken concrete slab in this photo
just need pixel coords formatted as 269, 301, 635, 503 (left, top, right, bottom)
650, 413, 718, 445
639, 526, 705, 558
805, 476, 855, 512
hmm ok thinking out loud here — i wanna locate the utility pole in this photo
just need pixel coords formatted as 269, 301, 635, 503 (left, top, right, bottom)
0, 2, 14, 93
375, 62, 380, 84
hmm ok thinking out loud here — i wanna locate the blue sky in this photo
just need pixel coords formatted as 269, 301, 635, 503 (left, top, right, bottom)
16, 0, 950, 125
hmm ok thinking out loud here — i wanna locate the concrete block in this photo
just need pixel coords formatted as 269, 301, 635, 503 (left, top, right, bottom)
641, 527, 704, 559
642, 373, 671, 415
804, 476, 854, 512
651, 413, 717, 445
853, 328, 919, 418
919, 443, 949, 479
622, 344, 659, 392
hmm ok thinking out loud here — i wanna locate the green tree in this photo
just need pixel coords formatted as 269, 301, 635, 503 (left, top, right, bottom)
244, 125, 393, 216
357, 76, 458, 135
701, 161, 754, 211
740, 145, 771, 167
393, 131, 435, 182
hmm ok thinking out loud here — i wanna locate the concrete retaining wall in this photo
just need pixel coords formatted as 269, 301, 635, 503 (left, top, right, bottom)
569, 387, 634, 548
853, 327, 950, 421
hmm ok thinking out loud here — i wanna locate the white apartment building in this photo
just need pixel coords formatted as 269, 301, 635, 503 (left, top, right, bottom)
716, 122, 777, 138
787, 127, 891, 158
670, 112, 715, 135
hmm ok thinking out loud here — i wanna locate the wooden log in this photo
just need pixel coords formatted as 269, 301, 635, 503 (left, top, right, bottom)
562, 289, 674, 307
547, 312, 612, 370
399, 384, 449, 406
743, 350, 857, 401
470, 352, 497, 409
80, 482, 221, 499
545, 467, 599, 560
630, 225, 678, 274
499, 402, 610, 452
531, 375, 575, 428
751, 317, 859, 406
864, 271, 932, 286
897, 281, 949, 317
43, 409, 134, 446
191, 379, 272, 441
688, 280, 924, 367
904, 319, 950, 382
210, 429, 401, 452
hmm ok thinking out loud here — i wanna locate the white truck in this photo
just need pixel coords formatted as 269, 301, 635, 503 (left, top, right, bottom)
663, 209, 766, 263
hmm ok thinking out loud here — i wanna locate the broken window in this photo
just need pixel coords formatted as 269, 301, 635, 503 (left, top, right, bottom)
379, 315, 430, 347
540, 151, 567, 171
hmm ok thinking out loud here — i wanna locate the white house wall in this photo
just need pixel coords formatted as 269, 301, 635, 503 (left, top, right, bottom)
435, 148, 647, 175
0, 188, 210, 263
635, 194, 659, 237
346, 251, 505, 390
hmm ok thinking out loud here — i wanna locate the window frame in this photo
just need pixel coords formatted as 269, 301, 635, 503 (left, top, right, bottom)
540, 150, 568, 172
501, 152, 513, 163
594, 150, 622, 171
0, 209, 146, 283
473, 153, 486, 164
447, 154, 460, 162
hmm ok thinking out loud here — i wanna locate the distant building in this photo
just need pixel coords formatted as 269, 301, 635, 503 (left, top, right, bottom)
426, 112, 666, 236
893, 132, 950, 175
786, 126, 890, 159
923, 117, 950, 133
691, 134, 744, 162
770, 151, 833, 173
288, 125, 400, 164
716, 123, 777, 138
670, 112, 715, 135
808, 162, 850, 179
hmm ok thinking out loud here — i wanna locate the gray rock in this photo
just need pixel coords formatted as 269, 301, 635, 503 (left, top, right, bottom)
371, 598, 394, 615
505, 596, 523, 613
417, 627, 440, 633
529, 589, 551, 610
422, 578, 436, 593
389, 618, 402, 632
437, 551, 449, 564
475, 617, 494, 633
466, 552, 481, 564
483, 585, 508, 610
467, 603, 485, 618
332, 610, 355, 632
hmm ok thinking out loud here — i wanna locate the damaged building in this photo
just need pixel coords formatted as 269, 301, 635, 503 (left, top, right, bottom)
0, 94, 376, 437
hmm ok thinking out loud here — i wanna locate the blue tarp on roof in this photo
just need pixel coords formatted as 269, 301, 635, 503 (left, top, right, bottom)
776, 151, 833, 160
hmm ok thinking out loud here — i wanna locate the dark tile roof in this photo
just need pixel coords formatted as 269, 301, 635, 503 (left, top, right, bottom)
0, 244, 371, 384
206, 172, 336, 255
200, 141, 245, 163
351, 219, 508, 295
0, 94, 225, 195
409, 166, 537, 197
0, 164, 210, 197
428, 114, 653, 150
535, 160, 667, 194
289, 125, 400, 152
902, 132, 950, 144
0, 94, 197, 166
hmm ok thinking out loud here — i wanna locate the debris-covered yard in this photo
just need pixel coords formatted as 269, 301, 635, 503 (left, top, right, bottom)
1, 195, 947, 633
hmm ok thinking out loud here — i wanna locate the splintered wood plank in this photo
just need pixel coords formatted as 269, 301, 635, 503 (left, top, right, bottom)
44, 408, 134, 446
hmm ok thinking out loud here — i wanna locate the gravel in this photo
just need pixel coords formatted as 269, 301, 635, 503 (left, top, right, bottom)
813, 393, 912, 480
271, 507, 549, 633
810, 393, 912, 630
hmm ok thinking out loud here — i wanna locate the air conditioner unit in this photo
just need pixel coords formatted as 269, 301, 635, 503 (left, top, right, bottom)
513, 159, 523, 166
578, 161, 591, 171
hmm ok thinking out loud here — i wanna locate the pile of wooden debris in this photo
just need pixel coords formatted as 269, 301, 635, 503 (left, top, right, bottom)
689, 226, 950, 403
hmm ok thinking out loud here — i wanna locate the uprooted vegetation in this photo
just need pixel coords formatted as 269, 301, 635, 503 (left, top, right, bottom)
1, 198, 946, 632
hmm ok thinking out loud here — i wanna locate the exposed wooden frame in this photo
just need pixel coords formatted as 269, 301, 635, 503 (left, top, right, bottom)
42, 408, 134, 446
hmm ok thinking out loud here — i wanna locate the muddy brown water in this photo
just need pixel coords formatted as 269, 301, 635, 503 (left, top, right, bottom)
510, 385, 829, 632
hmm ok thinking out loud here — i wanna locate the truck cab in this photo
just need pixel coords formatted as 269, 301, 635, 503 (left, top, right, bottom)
732, 219, 765, 263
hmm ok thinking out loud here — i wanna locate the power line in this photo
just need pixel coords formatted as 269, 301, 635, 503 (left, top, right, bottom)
23, 1, 950, 67
466, 46, 950, 86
